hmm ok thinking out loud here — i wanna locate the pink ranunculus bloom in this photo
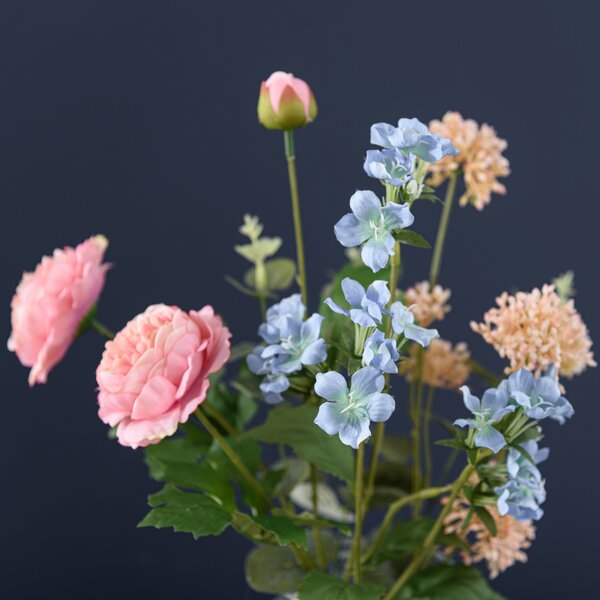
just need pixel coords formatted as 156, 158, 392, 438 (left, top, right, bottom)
257, 71, 318, 130
96, 304, 231, 449
8, 235, 110, 386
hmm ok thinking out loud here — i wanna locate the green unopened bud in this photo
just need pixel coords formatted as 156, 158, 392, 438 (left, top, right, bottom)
258, 71, 317, 131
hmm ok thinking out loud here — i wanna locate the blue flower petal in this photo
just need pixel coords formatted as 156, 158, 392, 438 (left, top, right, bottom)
334, 213, 369, 247
362, 237, 392, 272
475, 425, 507, 454
314, 371, 348, 403
364, 392, 395, 422
349, 190, 382, 222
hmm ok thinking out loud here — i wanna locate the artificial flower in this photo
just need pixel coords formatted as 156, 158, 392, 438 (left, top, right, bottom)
403, 281, 451, 327
314, 367, 395, 448
471, 284, 595, 378
428, 111, 510, 210
334, 190, 414, 272
324, 278, 390, 328
258, 293, 305, 343
389, 301, 439, 347
246, 347, 290, 405
455, 386, 515, 453
96, 304, 231, 449
8, 235, 110, 386
257, 71, 317, 130
363, 148, 415, 186
362, 330, 399, 374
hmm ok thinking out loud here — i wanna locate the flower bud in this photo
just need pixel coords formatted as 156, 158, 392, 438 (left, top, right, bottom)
257, 71, 317, 131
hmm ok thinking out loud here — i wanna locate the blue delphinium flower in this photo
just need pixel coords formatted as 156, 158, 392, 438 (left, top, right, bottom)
314, 367, 395, 449
362, 330, 399, 374
363, 148, 415, 186
334, 190, 414, 272
498, 367, 574, 424
258, 293, 305, 343
370, 117, 459, 163
247, 347, 290, 405
325, 278, 390, 328
389, 301, 439, 347
262, 314, 327, 374
454, 386, 515, 453
496, 441, 548, 521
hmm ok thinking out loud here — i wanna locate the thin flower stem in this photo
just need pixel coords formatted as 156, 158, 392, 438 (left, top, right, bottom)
283, 130, 308, 307
361, 484, 452, 565
201, 401, 236, 436
91, 319, 115, 339
347, 443, 365, 583
423, 385, 436, 488
412, 348, 425, 512
310, 463, 327, 570
259, 295, 267, 321
429, 171, 458, 288
194, 408, 272, 507
362, 239, 401, 518
468, 358, 502, 387
382, 464, 474, 600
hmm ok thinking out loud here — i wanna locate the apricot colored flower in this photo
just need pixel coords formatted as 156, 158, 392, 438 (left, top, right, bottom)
403, 281, 451, 327
444, 494, 535, 579
428, 111, 510, 211
471, 284, 595, 378
400, 339, 470, 390
96, 304, 231, 449
8, 235, 110, 386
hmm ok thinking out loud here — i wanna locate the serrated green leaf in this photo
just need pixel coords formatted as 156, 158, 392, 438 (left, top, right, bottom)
246, 405, 354, 483
139, 485, 231, 539
393, 229, 431, 249
394, 564, 505, 600
245, 545, 306, 595
299, 571, 384, 599
244, 257, 296, 291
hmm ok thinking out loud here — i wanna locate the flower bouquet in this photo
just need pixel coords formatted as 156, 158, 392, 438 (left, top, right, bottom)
9, 71, 595, 599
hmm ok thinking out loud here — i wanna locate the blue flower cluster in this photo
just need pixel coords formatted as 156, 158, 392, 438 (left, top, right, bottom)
496, 440, 549, 521
248, 294, 327, 404
455, 368, 574, 454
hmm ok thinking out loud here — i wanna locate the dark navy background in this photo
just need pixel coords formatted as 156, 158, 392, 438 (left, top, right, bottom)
1, 1, 598, 598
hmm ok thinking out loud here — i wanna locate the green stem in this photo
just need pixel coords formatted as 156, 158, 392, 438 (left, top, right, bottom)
423, 386, 436, 489
411, 349, 425, 510
344, 443, 365, 582
310, 464, 327, 570
429, 171, 457, 287
362, 240, 401, 516
194, 409, 271, 507
91, 319, 114, 339
283, 130, 308, 307
383, 464, 474, 599
362, 484, 452, 565
201, 401, 236, 436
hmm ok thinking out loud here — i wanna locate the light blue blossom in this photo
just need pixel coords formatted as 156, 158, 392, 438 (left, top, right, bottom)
498, 367, 574, 424
389, 301, 439, 347
325, 278, 390, 328
362, 330, 399, 374
247, 347, 289, 405
506, 440, 549, 480
454, 386, 515, 453
370, 117, 459, 163
258, 293, 305, 343
334, 190, 414, 272
363, 148, 415, 186
262, 314, 327, 374
496, 478, 546, 522
314, 367, 395, 449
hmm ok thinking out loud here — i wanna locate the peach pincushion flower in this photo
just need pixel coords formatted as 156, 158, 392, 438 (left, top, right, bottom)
403, 281, 451, 327
471, 284, 595, 378
400, 338, 470, 390
96, 304, 231, 449
8, 235, 110, 386
443, 495, 535, 579
428, 111, 510, 211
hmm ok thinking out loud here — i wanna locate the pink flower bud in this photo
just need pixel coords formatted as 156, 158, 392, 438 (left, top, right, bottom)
257, 71, 317, 131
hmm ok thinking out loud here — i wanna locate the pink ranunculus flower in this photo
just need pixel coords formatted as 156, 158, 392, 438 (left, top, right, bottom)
96, 304, 231, 449
8, 235, 110, 386
257, 71, 318, 130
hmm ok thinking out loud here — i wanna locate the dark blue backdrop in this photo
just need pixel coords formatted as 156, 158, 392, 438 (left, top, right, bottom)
1, 1, 598, 598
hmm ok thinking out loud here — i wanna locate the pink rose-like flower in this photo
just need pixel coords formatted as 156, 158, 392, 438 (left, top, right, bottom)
96, 304, 231, 449
8, 235, 110, 386
257, 71, 318, 130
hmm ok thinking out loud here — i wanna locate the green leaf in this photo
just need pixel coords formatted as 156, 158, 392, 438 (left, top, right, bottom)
435, 438, 467, 450
510, 425, 542, 445
272, 458, 311, 496
394, 564, 505, 600
299, 571, 384, 599
510, 443, 536, 467
245, 545, 306, 595
393, 229, 431, 249
138, 485, 231, 539
252, 514, 308, 548
205, 380, 257, 431
246, 405, 354, 483
474, 506, 498, 537
244, 257, 296, 291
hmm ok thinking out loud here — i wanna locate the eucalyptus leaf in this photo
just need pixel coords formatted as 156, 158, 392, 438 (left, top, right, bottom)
290, 482, 355, 524
245, 545, 306, 595
244, 257, 296, 291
